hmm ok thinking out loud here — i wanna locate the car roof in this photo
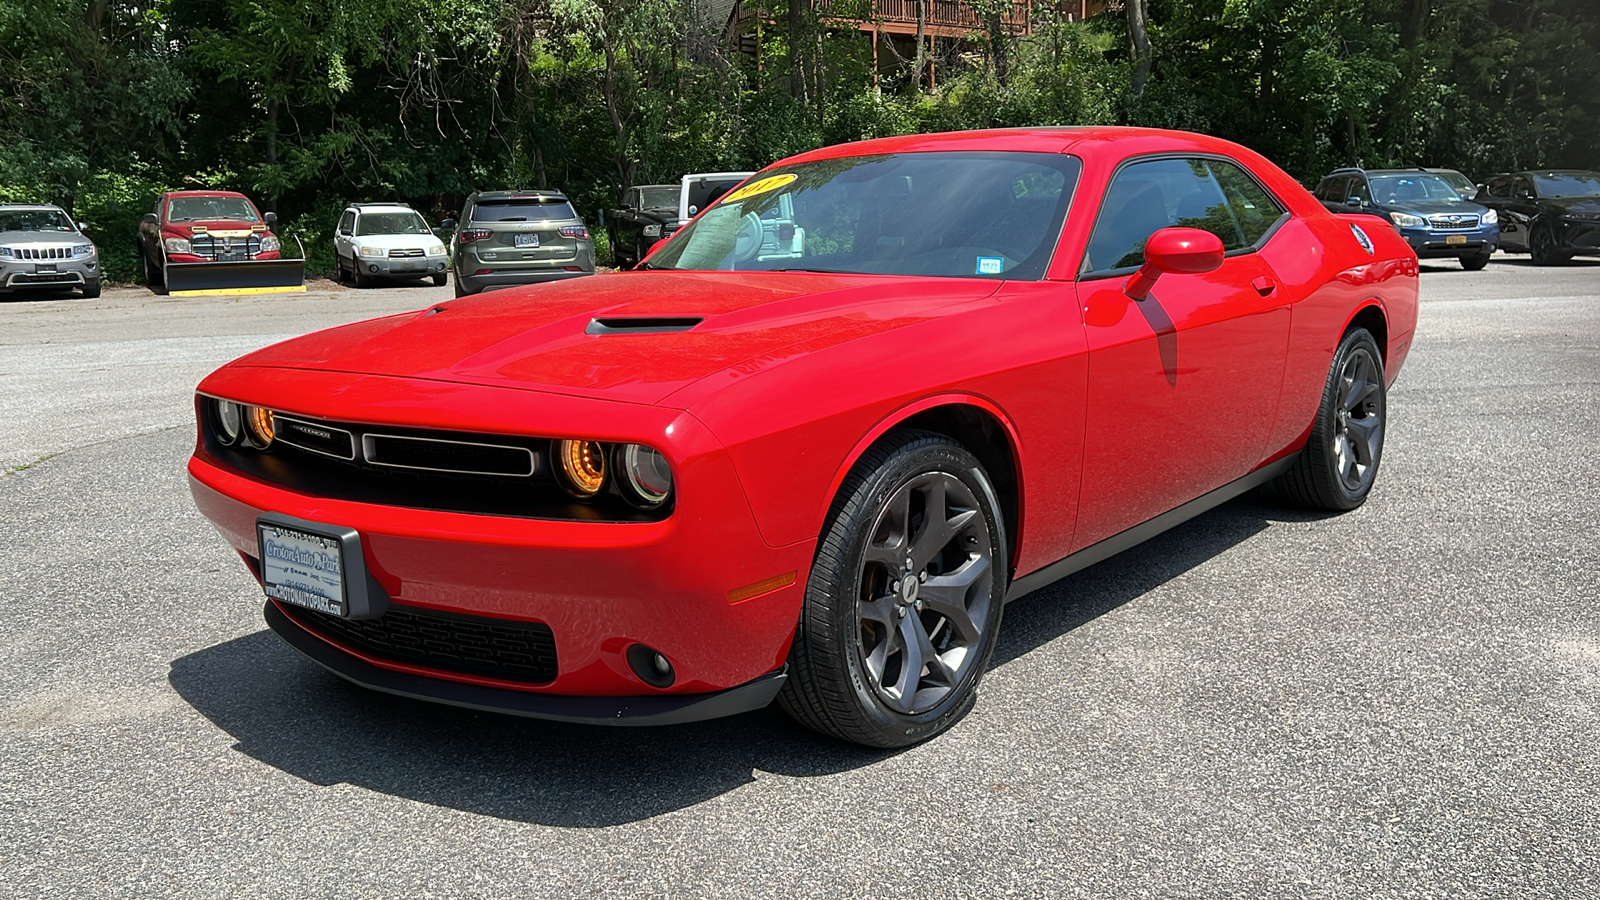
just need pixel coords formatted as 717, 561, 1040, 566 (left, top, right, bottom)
349, 203, 417, 213
470, 190, 570, 202
163, 190, 252, 199
0, 203, 65, 211
781, 127, 1266, 166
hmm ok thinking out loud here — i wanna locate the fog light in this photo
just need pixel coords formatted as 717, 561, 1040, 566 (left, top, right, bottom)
368, 264, 379, 273
554, 438, 606, 498
627, 644, 675, 688
244, 406, 275, 448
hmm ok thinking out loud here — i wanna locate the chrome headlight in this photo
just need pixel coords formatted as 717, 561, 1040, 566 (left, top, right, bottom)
163, 236, 192, 253
71, 244, 95, 258
0, 246, 13, 259
643, 224, 662, 238
424, 242, 446, 256
1480, 208, 1498, 225
1389, 211, 1426, 228
359, 245, 386, 258
617, 443, 673, 509
554, 439, 607, 499
213, 399, 243, 445
259, 235, 281, 252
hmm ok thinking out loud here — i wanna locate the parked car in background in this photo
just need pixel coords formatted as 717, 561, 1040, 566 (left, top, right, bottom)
1425, 167, 1478, 200
449, 190, 593, 297
677, 171, 753, 221
138, 191, 304, 295
1475, 170, 1600, 265
189, 127, 1418, 748
608, 184, 683, 268
0, 204, 99, 298
334, 203, 449, 288
1313, 167, 1498, 269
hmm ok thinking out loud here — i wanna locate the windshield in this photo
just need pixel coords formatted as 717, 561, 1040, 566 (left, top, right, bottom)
470, 200, 577, 222
1370, 175, 1463, 204
640, 187, 679, 210
1533, 172, 1600, 198
0, 209, 75, 232
356, 212, 430, 236
647, 152, 1082, 280
167, 196, 261, 222
1431, 171, 1475, 194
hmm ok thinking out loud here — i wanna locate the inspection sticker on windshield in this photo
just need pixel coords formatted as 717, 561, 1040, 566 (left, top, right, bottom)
976, 256, 1004, 275
722, 174, 797, 204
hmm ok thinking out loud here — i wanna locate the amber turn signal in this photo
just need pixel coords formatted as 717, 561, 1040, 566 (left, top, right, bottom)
554, 439, 607, 498
244, 405, 275, 448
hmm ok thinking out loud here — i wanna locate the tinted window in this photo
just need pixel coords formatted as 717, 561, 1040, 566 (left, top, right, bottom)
1084, 157, 1282, 272
1513, 177, 1535, 199
470, 200, 577, 222
1532, 172, 1600, 198
1486, 177, 1512, 199
355, 212, 430, 236
1316, 176, 1348, 202
649, 152, 1082, 280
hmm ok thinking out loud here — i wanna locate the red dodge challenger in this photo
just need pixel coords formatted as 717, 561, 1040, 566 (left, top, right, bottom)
190, 128, 1418, 747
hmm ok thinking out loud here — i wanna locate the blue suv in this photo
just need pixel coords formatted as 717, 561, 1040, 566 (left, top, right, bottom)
1313, 167, 1499, 269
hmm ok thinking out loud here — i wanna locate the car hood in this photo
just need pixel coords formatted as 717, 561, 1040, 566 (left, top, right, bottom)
352, 233, 444, 250
1545, 196, 1600, 215
0, 230, 89, 245
165, 218, 267, 235
231, 271, 1002, 406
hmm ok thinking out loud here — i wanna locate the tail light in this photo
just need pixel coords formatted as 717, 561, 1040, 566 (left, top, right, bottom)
559, 225, 590, 240
458, 228, 493, 243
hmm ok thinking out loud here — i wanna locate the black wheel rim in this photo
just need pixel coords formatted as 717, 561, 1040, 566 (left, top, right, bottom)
1333, 347, 1384, 492
855, 472, 994, 715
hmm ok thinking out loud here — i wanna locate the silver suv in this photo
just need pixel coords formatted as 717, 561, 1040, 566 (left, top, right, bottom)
333, 203, 449, 287
449, 190, 594, 297
0, 204, 100, 298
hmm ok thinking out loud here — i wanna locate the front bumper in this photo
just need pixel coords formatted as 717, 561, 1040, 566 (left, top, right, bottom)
1556, 219, 1600, 252
356, 255, 449, 277
1398, 225, 1498, 258
1, 258, 97, 289
458, 267, 594, 293
188, 369, 812, 716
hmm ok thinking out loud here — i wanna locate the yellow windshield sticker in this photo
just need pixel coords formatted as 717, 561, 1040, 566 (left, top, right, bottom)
721, 173, 796, 204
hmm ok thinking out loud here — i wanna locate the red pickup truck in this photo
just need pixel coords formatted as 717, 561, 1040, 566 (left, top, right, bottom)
137, 190, 303, 295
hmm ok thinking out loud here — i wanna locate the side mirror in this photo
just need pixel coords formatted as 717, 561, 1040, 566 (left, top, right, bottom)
1123, 227, 1225, 301
76, 221, 89, 232
141, 213, 158, 225
263, 211, 278, 227
439, 218, 456, 231
1346, 197, 1363, 208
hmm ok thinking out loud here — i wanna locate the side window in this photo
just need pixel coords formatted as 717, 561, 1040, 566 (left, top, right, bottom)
1512, 176, 1534, 199
338, 211, 356, 234
1210, 160, 1286, 246
1315, 177, 1344, 202
1486, 177, 1510, 199
1084, 157, 1270, 272
1347, 177, 1372, 206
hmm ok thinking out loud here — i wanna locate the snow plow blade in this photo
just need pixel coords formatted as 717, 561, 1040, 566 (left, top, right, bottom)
165, 260, 305, 297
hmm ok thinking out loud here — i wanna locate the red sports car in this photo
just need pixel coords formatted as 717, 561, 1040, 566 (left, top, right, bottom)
190, 128, 1418, 747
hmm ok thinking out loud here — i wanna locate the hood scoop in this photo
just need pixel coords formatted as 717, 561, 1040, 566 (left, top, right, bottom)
585, 316, 702, 335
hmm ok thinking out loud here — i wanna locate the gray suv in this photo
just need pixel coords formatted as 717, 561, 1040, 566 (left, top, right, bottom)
0, 204, 100, 298
449, 190, 594, 297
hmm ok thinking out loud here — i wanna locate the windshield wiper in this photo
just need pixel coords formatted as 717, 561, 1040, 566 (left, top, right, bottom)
769, 266, 853, 274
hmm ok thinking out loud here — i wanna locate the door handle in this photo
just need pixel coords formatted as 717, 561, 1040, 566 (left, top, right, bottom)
1252, 276, 1277, 296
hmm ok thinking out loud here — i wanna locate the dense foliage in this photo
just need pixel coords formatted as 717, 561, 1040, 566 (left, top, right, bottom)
3, 0, 1595, 280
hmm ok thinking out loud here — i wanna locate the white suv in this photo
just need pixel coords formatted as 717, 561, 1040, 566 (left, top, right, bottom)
333, 203, 449, 287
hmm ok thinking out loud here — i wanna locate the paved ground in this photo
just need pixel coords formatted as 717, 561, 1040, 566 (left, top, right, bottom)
1, 260, 1596, 898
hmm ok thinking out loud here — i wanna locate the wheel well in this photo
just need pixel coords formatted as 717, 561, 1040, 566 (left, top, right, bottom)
1348, 304, 1388, 363
894, 404, 1020, 572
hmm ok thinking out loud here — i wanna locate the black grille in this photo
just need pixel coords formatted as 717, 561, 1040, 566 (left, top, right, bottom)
9, 272, 81, 284
190, 233, 262, 260
365, 433, 533, 476
279, 600, 558, 684
9, 245, 73, 260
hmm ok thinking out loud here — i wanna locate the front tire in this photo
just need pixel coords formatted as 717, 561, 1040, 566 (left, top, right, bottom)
80, 278, 100, 299
1529, 223, 1567, 266
432, 272, 448, 287
142, 247, 163, 287
1460, 249, 1491, 271
1275, 327, 1387, 511
779, 431, 1007, 748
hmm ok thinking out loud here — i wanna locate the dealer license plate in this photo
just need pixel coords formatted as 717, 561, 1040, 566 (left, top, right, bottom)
514, 233, 540, 248
35, 263, 56, 274
1445, 234, 1467, 245
258, 521, 347, 617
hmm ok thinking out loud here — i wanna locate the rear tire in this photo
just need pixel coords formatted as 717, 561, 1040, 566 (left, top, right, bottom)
453, 276, 470, 298
80, 278, 100, 299
779, 430, 1007, 748
1460, 249, 1490, 271
1274, 327, 1387, 511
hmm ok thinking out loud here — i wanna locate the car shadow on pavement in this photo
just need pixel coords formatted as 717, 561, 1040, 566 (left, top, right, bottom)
168, 489, 1322, 827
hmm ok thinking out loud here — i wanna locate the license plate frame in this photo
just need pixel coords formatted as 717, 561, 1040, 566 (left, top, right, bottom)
513, 233, 541, 249
256, 513, 388, 619
35, 263, 56, 274
1445, 234, 1468, 245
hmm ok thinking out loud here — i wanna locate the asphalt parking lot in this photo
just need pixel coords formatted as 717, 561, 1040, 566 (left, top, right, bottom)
2, 260, 1597, 898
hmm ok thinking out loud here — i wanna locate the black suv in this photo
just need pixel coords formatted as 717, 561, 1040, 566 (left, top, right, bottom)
448, 190, 594, 297
1313, 167, 1499, 269
1475, 171, 1600, 265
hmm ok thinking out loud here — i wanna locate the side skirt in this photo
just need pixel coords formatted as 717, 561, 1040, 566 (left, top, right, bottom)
1004, 455, 1296, 603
